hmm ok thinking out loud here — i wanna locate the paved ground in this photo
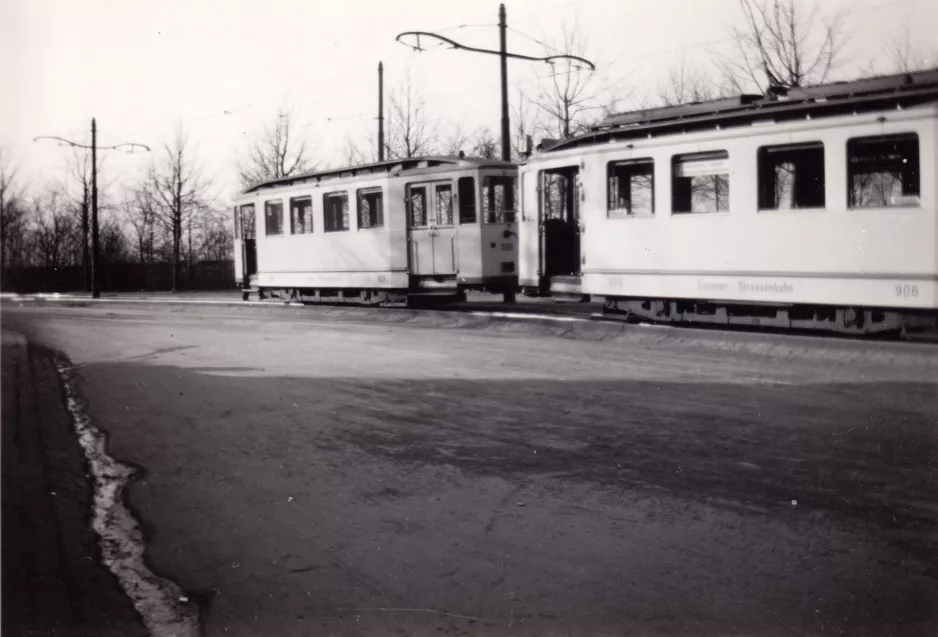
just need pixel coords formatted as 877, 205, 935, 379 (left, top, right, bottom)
1, 330, 147, 637
3, 303, 937, 636
0, 289, 604, 318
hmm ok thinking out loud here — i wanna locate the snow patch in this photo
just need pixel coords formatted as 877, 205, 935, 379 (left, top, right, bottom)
467, 310, 587, 323
56, 359, 200, 637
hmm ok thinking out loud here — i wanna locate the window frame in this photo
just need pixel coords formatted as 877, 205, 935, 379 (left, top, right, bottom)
756, 142, 826, 212
264, 199, 284, 236
240, 204, 256, 240
458, 176, 477, 224
435, 182, 455, 226
233, 206, 241, 239
540, 167, 580, 223
671, 151, 731, 215
482, 175, 518, 224
846, 133, 920, 209
356, 187, 384, 230
289, 196, 314, 235
607, 158, 655, 218
322, 191, 350, 232
408, 185, 429, 228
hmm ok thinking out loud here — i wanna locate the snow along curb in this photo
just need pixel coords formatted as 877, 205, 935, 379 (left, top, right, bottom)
55, 357, 201, 637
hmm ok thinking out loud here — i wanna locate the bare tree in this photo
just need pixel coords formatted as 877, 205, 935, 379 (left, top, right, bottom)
238, 108, 313, 189
98, 214, 130, 267
531, 20, 606, 139
339, 134, 376, 167
1, 148, 28, 274
31, 185, 77, 270
387, 72, 437, 158
64, 148, 98, 288
125, 186, 162, 264
146, 128, 209, 291
469, 128, 499, 160
886, 16, 937, 73
194, 208, 233, 262
510, 87, 538, 160
440, 123, 471, 157
721, 0, 847, 93
657, 56, 729, 106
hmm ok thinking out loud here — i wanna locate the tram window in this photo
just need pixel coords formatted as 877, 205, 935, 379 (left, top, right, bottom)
483, 176, 517, 223
542, 169, 579, 222
264, 200, 284, 236
458, 177, 476, 224
608, 159, 654, 217
758, 143, 825, 210
233, 206, 241, 239
409, 186, 428, 227
436, 184, 454, 225
323, 192, 350, 232
241, 204, 255, 240
290, 196, 313, 234
672, 151, 730, 214
848, 134, 920, 208
357, 187, 383, 229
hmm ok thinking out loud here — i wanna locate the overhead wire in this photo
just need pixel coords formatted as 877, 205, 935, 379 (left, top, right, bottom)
96, 0, 930, 142
512, 0, 585, 24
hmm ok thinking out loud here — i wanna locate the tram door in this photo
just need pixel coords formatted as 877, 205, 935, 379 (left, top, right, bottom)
407, 181, 457, 276
540, 167, 581, 279
235, 204, 257, 286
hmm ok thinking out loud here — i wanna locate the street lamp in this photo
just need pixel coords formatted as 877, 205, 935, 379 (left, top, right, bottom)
396, 3, 595, 161
35, 118, 149, 298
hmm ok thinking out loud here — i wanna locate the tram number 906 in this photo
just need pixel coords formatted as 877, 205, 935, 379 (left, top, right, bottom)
895, 284, 918, 298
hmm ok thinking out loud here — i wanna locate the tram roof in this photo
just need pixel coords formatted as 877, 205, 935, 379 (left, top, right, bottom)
538, 69, 938, 154
243, 156, 515, 194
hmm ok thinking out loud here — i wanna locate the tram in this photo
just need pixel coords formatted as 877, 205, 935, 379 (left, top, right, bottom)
517, 70, 938, 334
233, 156, 519, 305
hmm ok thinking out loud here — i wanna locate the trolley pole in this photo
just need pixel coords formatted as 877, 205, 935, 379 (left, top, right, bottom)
378, 61, 385, 162
34, 123, 150, 299
91, 118, 99, 298
498, 4, 510, 162
395, 9, 593, 162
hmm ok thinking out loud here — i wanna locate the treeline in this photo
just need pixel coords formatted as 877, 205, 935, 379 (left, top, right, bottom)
0, 135, 232, 292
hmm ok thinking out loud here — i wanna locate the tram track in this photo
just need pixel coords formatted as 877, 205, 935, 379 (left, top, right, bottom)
3, 290, 937, 346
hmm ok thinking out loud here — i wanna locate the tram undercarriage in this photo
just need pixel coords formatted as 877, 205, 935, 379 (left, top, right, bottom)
601, 296, 938, 336
242, 274, 518, 307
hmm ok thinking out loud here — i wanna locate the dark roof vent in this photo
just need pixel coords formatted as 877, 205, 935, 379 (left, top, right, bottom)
765, 84, 789, 100
538, 138, 560, 152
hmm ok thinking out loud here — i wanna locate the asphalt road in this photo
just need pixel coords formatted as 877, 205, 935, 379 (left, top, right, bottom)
4, 303, 937, 637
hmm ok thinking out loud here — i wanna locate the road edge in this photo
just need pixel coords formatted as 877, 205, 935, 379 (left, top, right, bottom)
54, 351, 202, 637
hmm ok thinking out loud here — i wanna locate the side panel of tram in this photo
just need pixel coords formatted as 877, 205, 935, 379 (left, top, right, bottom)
518, 100, 938, 331
233, 160, 519, 301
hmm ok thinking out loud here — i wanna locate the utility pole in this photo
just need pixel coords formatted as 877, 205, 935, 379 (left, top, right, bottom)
498, 5, 510, 161
378, 61, 385, 162
34, 122, 150, 298
396, 4, 594, 161
91, 118, 99, 297
81, 180, 90, 292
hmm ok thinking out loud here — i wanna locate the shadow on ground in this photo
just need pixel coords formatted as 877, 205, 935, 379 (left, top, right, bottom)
49, 352, 938, 637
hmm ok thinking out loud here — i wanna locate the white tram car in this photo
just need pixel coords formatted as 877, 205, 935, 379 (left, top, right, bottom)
233, 156, 518, 304
518, 70, 938, 334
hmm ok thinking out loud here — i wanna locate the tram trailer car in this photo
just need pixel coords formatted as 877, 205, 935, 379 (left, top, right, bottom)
518, 70, 938, 335
233, 157, 519, 305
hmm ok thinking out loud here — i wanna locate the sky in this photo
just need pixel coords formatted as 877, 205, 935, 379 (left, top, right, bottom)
2, 0, 936, 209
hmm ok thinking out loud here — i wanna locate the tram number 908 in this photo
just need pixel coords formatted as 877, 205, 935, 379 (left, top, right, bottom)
895, 284, 918, 298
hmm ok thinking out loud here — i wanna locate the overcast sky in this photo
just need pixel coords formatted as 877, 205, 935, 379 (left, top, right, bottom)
2, 0, 936, 208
